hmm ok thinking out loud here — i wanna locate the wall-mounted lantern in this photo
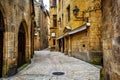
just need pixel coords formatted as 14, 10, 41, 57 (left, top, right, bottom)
37, 27, 40, 31
34, 32, 38, 36
86, 22, 91, 26
73, 6, 80, 17
58, 18, 61, 25
73, 6, 91, 27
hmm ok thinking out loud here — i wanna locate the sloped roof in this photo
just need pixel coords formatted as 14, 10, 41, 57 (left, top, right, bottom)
69, 25, 87, 35
57, 24, 88, 40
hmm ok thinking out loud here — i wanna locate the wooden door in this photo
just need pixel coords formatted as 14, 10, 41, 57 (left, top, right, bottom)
17, 24, 26, 68
0, 11, 4, 77
0, 32, 3, 77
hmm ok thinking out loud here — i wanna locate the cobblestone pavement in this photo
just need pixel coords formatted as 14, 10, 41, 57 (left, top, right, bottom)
2, 50, 100, 80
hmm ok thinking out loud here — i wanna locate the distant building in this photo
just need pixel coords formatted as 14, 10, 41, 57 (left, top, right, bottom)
0, 0, 35, 77
49, 0, 58, 51
34, 0, 49, 50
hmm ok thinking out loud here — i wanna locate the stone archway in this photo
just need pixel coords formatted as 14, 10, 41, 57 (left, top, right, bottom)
17, 22, 26, 68
0, 11, 5, 77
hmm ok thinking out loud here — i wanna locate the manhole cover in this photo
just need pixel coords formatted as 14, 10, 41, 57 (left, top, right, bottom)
52, 72, 65, 76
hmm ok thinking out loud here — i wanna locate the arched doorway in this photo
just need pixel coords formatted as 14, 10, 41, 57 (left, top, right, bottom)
17, 23, 26, 68
0, 11, 4, 77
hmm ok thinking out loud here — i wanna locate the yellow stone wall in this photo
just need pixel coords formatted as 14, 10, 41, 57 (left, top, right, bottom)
34, 1, 49, 50
57, 0, 102, 63
71, 30, 89, 60
49, 25, 57, 49
34, 3, 41, 50
57, 0, 102, 35
34, 35, 40, 50
102, 0, 120, 79
49, 0, 58, 50
0, 0, 35, 77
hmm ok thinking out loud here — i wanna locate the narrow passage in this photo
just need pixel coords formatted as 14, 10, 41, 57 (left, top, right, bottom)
3, 50, 100, 80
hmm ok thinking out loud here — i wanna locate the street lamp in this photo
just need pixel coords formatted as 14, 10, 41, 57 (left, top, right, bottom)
34, 32, 38, 36
58, 18, 61, 25
86, 22, 91, 26
73, 6, 80, 17
37, 27, 40, 31
73, 6, 91, 26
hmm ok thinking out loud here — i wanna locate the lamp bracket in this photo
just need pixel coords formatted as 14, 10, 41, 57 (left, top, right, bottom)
74, 17, 88, 22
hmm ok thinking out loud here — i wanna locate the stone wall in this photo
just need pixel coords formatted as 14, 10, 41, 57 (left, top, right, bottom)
39, 7, 49, 50
71, 30, 89, 61
34, 1, 41, 50
56, 0, 102, 64
102, 0, 120, 79
49, 0, 57, 50
0, 0, 35, 77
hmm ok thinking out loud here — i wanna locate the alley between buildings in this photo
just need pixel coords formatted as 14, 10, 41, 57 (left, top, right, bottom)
2, 50, 100, 80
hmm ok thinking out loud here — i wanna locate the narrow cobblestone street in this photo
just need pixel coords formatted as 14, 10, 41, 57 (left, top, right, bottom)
2, 50, 100, 80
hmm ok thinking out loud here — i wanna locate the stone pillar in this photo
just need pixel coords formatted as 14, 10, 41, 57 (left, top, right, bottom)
64, 37, 67, 55
6, 31, 17, 77
56, 40, 59, 51
2, 32, 8, 77
68, 36, 72, 56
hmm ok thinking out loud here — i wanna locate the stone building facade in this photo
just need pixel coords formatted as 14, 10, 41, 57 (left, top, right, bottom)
0, 0, 35, 77
54, 0, 103, 64
34, 0, 49, 50
49, 0, 58, 51
102, 0, 120, 80
34, 0, 41, 50
39, 8, 49, 50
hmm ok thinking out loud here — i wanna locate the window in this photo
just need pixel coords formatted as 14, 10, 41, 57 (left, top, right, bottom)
67, 5, 70, 21
53, 39, 56, 45
52, 0, 57, 7
53, 15, 57, 27
59, 0, 61, 11
62, 0, 63, 10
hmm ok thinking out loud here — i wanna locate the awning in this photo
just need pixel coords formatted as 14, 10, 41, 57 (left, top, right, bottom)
69, 25, 87, 35
57, 25, 88, 39
57, 35, 64, 40
65, 26, 72, 30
